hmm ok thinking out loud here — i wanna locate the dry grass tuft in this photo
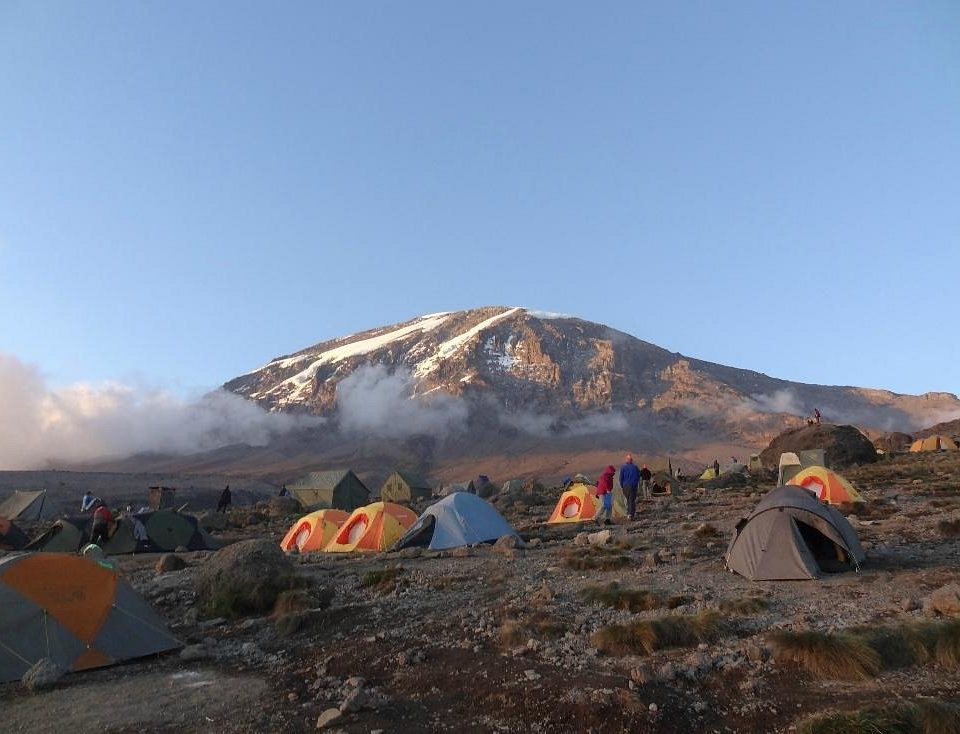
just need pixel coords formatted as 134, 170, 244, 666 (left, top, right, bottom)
580, 583, 664, 612
797, 700, 960, 734
768, 630, 881, 680
719, 596, 768, 615
591, 611, 724, 656
693, 523, 721, 538
361, 566, 404, 593
562, 548, 631, 571
499, 611, 566, 649
936, 620, 960, 669
666, 595, 693, 609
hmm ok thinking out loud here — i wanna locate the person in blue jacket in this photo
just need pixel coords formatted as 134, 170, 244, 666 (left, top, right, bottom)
619, 454, 641, 520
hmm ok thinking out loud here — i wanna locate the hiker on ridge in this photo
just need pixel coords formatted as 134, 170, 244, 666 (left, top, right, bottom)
594, 466, 616, 526
619, 454, 641, 520
639, 464, 653, 500
217, 485, 232, 514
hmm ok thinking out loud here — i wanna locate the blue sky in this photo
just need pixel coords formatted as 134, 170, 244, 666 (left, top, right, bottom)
1, 1, 958, 397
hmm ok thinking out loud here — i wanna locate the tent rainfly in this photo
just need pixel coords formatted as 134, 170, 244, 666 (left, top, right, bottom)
392, 493, 518, 551
910, 435, 959, 452
788, 467, 864, 504
324, 502, 417, 552
725, 485, 865, 581
546, 482, 627, 524
0, 490, 50, 521
0, 553, 182, 682
288, 470, 370, 511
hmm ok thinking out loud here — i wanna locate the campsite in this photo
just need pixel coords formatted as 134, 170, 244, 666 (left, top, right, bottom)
2, 430, 960, 733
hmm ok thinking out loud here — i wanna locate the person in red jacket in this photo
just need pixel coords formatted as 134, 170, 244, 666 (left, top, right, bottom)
90, 502, 113, 546
595, 465, 616, 526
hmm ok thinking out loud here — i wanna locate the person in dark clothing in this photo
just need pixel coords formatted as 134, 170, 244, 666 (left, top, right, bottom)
278, 485, 289, 497
619, 454, 641, 520
594, 466, 616, 525
814, 408, 822, 425
90, 502, 112, 546
639, 464, 653, 500
217, 485, 232, 513
713, 459, 720, 477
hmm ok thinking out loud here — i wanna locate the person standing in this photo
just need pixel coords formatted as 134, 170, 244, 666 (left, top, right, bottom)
814, 408, 822, 425
594, 466, 616, 526
639, 464, 653, 500
81, 491, 96, 512
619, 454, 641, 520
217, 485, 232, 514
713, 459, 720, 478
90, 502, 112, 546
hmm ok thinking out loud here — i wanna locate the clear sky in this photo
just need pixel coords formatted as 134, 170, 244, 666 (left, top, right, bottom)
2, 1, 958, 397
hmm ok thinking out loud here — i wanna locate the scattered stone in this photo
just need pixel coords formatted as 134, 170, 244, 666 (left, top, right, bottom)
316, 708, 343, 729
901, 597, 919, 612
155, 554, 186, 573
524, 669, 541, 681
179, 644, 211, 662
396, 547, 423, 559
649, 703, 659, 713
573, 532, 590, 547
923, 584, 960, 617
175, 545, 190, 553
22, 658, 65, 691
339, 686, 370, 713
587, 530, 612, 547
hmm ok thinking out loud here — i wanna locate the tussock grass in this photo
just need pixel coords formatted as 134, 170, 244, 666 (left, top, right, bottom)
666, 594, 693, 609
938, 519, 960, 538
499, 610, 566, 649
591, 611, 724, 656
202, 574, 305, 619
272, 589, 320, 616
769, 630, 881, 680
580, 583, 664, 612
361, 566, 404, 592
693, 523, 721, 538
563, 548, 631, 571
772, 620, 960, 680
797, 700, 960, 734
719, 596, 769, 615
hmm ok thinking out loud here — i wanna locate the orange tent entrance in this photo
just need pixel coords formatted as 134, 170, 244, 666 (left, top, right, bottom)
324, 502, 417, 552
280, 509, 349, 553
787, 466, 864, 504
546, 483, 627, 523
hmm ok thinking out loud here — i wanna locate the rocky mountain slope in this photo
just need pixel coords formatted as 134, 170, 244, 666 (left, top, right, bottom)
224, 306, 960, 451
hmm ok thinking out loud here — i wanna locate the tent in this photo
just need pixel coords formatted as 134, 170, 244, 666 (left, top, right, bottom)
788, 467, 864, 504
392, 493, 518, 551
0, 490, 51, 521
910, 435, 959, 452
748, 455, 763, 472
0, 553, 181, 682
0, 517, 27, 551
699, 467, 718, 481
379, 471, 433, 504
777, 452, 803, 485
546, 482, 627, 524
324, 502, 417, 553
26, 510, 218, 555
280, 509, 349, 553
288, 469, 370, 511
725, 485, 865, 581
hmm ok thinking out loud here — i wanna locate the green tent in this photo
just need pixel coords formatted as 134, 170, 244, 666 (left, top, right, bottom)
288, 469, 370, 511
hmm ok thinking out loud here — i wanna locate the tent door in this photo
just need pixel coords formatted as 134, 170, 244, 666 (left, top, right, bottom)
795, 520, 850, 573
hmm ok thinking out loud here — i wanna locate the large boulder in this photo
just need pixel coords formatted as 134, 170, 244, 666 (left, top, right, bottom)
194, 539, 298, 619
873, 432, 914, 454
760, 424, 877, 470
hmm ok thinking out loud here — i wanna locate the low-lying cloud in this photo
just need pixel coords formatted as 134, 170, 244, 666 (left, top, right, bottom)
0, 353, 320, 470
335, 365, 469, 438
500, 409, 629, 437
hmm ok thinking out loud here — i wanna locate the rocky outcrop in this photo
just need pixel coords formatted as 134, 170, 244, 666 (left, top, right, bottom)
759, 424, 878, 469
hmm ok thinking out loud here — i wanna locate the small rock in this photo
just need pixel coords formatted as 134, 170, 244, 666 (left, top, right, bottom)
339, 686, 370, 713
179, 644, 211, 662
923, 584, 960, 617
22, 658, 65, 691
494, 534, 524, 549
156, 554, 186, 573
649, 702, 659, 713
587, 530, 612, 547
175, 545, 189, 553
573, 532, 590, 547
345, 676, 366, 689
316, 708, 342, 729
287, 692, 299, 702
527, 538, 542, 547
901, 597, 919, 612
524, 669, 541, 680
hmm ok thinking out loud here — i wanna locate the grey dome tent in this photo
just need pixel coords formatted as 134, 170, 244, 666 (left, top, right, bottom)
725, 485, 865, 581
392, 493, 518, 551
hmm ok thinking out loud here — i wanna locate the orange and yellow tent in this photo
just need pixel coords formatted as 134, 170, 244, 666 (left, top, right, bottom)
324, 502, 417, 552
0, 553, 181, 682
787, 466, 864, 504
546, 482, 627, 523
280, 509, 349, 553
910, 435, 959, 453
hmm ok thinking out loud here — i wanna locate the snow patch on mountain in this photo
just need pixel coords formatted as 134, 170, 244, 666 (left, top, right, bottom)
414, 307, 521, 377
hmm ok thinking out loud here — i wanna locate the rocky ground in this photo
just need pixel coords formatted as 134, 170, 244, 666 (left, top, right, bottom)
2, 451, 960, 733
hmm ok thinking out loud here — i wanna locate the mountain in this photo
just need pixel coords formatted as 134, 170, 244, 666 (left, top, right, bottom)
215, 306, 960, 480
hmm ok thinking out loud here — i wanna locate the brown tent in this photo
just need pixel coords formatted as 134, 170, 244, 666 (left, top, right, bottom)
725, 485, 864, 581
288, 470, 370, 512
379, 471, 432, 504
0, 490, 50, 521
